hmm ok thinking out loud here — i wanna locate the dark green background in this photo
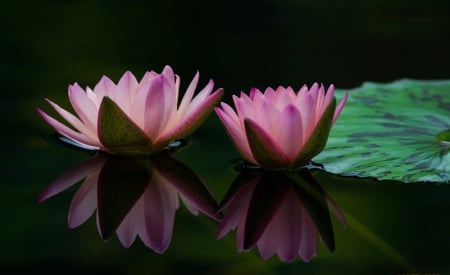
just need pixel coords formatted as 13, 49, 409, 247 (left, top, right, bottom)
2, 0, 450, 274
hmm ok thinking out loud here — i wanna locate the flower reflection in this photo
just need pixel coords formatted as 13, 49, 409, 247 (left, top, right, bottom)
38, 150, 220, 253
217, 168, 347, 262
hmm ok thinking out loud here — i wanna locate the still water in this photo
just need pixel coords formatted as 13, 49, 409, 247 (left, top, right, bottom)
5, 116, 450, 274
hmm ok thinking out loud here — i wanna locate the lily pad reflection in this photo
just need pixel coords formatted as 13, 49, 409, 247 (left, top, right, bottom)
38, 150, 220, 253
315, 79, 450, 183
217, 168, 347, 262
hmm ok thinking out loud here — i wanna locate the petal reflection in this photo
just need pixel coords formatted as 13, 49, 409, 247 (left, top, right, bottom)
217, 168, 347, 262
38, 150, 220, 254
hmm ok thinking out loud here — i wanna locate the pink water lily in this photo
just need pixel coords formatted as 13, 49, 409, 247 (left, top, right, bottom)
215, 84, 348, 168
38, 66, 224, 154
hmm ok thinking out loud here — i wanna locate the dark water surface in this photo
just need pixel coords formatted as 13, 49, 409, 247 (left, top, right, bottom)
2, 1, 450, 274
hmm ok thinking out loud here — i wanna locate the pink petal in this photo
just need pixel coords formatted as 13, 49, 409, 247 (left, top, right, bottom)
274, 87, 293, 109
37, 154, 105, 203
217, 177, 258, 241
322, 84, 335, 115
216, 205, 242, 240
283, 86, 297, 101
177, 71, 199, 117
85, 88, 98, 106
233, 95, 257, 124
140, 71, 158, 84
143, 75, 171, 139
240, 92, 253, 106
116, 198, 145, 248
309, 82, 319, 96
93, 75, 116, 99
134, 199, 152, 247
309, 83, 320, 99
154, 88, 223, 147
278, 104, 303, 162
257, 101, 279, 140
183, 79, 214, 117
129, 71, 159, 128
44, 99, 98, 141
219, 102, 240, 125
143, 178, 178, 253
316, 84, 326, 113
161, 66, 178, 115
263, 87, 277, 102
257, 214, 279, 260
298, 207, 318, 262
174, 74, 180, 90
130, 82, 151, 129
250, 89, 266, 110
161, 65, 175, 82
181, 198, 199, 215
68, 172, 99, 228
161, 73, 179, 134
215, 106, 256, 164
232, 95, 247, 118
274, 191, 302, 262
37, 108, 101, 149
115, 71, 138, 113
68, 83, 98, 131
298, 93, 316, 144
243, 93, 263, 119
249, 87, 263, 100
295, 84, 309, 105
116, 209, 139, 248
333, 92, 348, 124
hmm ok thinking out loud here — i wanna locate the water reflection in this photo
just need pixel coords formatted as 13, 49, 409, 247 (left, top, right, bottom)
217, 167, 347, 262
38, 150, 220, 253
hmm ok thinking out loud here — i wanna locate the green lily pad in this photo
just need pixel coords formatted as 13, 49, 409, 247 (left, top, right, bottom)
314, 79, 450, 183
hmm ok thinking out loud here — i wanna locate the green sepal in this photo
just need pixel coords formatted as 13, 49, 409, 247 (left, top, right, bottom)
292, 98, 336, 168
98, 97, 153, 155
244, 118, 290, 169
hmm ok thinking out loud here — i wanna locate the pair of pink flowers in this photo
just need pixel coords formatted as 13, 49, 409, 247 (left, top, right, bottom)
38, 66, 348, 169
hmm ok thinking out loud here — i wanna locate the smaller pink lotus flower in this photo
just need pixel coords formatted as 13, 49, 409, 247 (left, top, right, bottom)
215, 84, 348, 169
38, 66, 223, 154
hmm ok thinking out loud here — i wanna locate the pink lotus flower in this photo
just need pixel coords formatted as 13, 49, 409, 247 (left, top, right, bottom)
38, 66, 224, 154
217, 169, 347, 262
37, 150, 220, 253
215, 84, 348, 168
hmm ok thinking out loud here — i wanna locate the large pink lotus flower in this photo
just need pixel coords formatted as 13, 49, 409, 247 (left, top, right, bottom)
37, 150, 220, 253
38, 66, 224, 154
217, 169, 347, 262
215, 84, 348, 168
